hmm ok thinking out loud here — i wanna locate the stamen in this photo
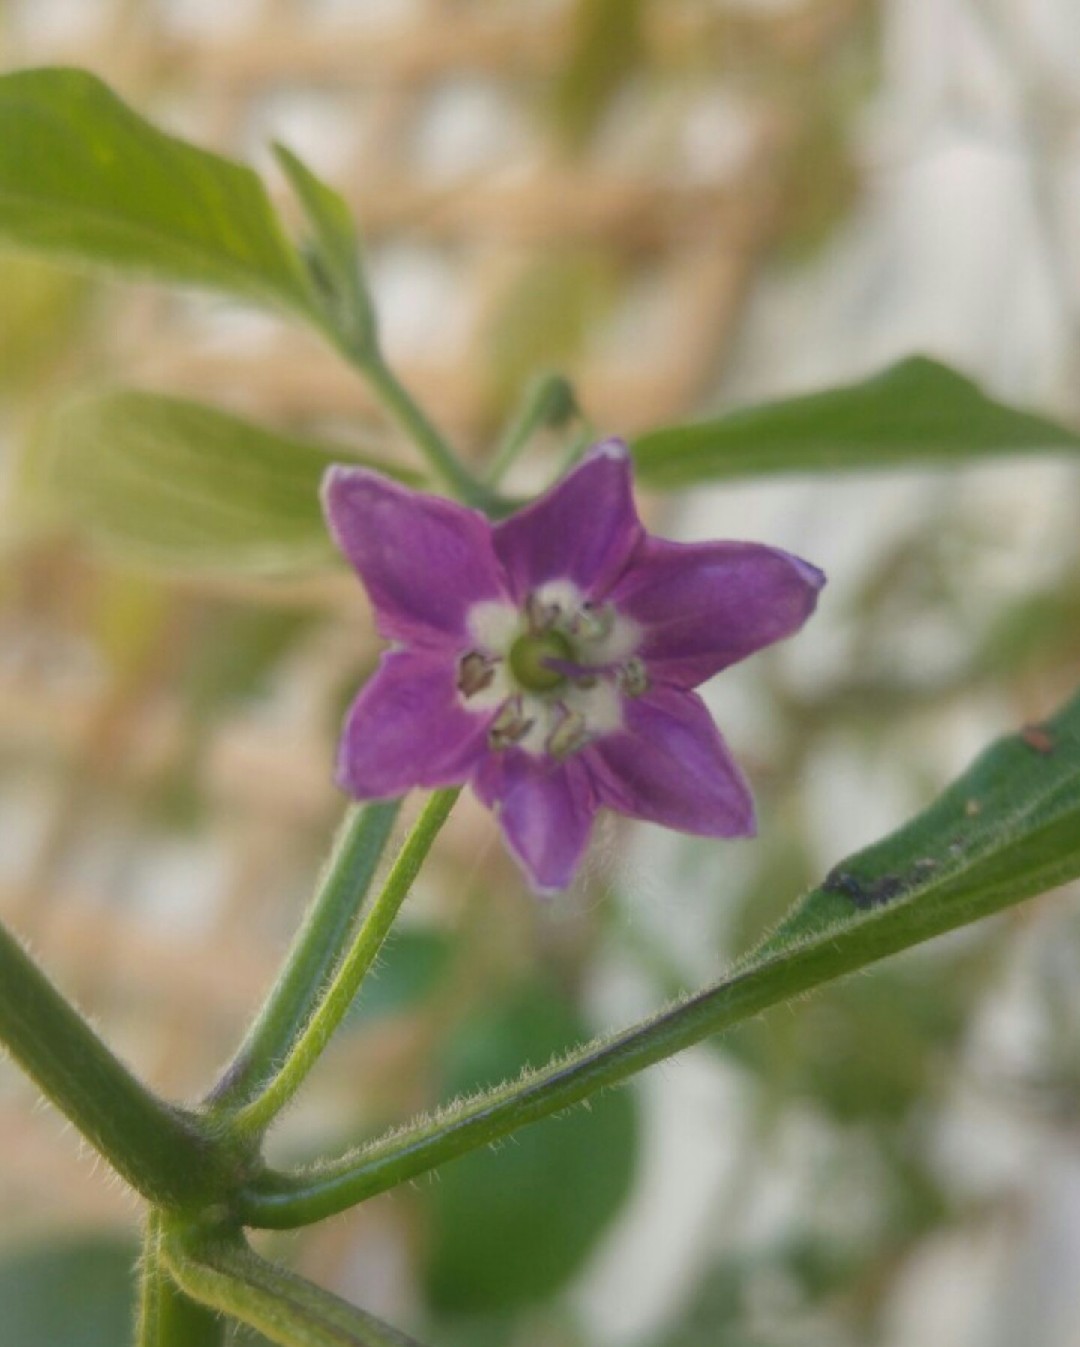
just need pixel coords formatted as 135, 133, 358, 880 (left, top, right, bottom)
488, 697, 535, 749
547, 708, 589, 759
569, 602, 614, 643
458, 650, 496, 698
617, 657, 650, 697
525, 592, 561, 633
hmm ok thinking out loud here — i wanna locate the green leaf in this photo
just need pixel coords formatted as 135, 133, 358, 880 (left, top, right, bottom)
421, 980, 638, 1315
0, 67, 311, 312
273, 143, 375, 355
31, 389, 413, 572
748, 687, 1080, 966
0, 1237, 136, 1347
632, 356, 1080, 488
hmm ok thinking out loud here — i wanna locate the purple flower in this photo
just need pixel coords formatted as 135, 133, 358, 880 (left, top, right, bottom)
323, 442, 824, 894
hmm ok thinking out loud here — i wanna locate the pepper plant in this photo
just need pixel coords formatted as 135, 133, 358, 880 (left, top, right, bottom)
1, 68, 1080, 1347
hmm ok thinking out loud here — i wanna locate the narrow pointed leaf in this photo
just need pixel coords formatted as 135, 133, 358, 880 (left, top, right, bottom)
273, 143, 375, 355
632, 357, 1080, 487
273, 144, 356, 281
747, 690, 1080, 962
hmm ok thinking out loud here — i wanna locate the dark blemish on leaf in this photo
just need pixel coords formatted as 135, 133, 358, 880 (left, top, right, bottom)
822, 868, 860, 903
1020, 723, 1055, 755
823, 867, 906, 910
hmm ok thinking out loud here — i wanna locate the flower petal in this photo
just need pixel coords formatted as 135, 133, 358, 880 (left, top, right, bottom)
336, 649, 490, 798
492, 440, 643, 602
474, 750, 597, 894
323, 467, 508, 646
609, 538, 825, 687
587, 686, 755, 837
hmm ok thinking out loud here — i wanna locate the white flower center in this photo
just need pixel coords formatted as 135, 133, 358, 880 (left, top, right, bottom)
458, 583, 645, 759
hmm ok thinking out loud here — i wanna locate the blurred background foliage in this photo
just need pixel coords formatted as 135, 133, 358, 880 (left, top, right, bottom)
1, 1, 1080, 1346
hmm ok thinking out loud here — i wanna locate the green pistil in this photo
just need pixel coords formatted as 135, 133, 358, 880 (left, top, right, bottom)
508, 630, 573, 693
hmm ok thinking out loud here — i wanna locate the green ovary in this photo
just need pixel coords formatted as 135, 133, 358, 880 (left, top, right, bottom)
508, 630, 573, 693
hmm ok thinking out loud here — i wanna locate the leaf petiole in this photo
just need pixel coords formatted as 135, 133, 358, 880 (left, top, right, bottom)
225, 789, 460, 1141
206, 800, 402, 1115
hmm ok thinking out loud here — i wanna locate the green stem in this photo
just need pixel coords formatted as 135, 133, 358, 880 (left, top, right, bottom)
485, 373, 578, 486
138, 1213, 225, 1347
0, 919, 224, 1209
236, 848, 1065, 1229
227, 790, 460, 1140
273, 145, 497, 512
351, 348, 499, 511
161, 1225, 426, 1347
206, 801, 401, 1114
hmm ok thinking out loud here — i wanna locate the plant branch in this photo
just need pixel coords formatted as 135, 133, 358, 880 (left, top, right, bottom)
161, 1224, 427, 1347
227, 789, 460, 1140
138, 1212, 225, 1347
206, 801, 401, 1114
0, 918, 225, 1209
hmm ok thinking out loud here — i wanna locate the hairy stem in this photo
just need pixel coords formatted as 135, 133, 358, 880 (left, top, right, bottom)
161, 1225, 426, 1347
351, 348, 498, 511
138, 1212, 225, 1347
0, 919, 224, 1209
237, 843, 1073, 1228
206, 801, 401, 1114
227, 790, 460, 1140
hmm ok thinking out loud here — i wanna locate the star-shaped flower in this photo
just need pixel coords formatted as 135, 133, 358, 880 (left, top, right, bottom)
323, 442, 824, 893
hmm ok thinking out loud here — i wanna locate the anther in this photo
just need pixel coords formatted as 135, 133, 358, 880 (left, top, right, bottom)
526, 593, 561, 633
569, 602, 614, 643
458, 650, 496, 698
488, 697, 534, 749
617, 657, 649, 697
547, 708, 589, 759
